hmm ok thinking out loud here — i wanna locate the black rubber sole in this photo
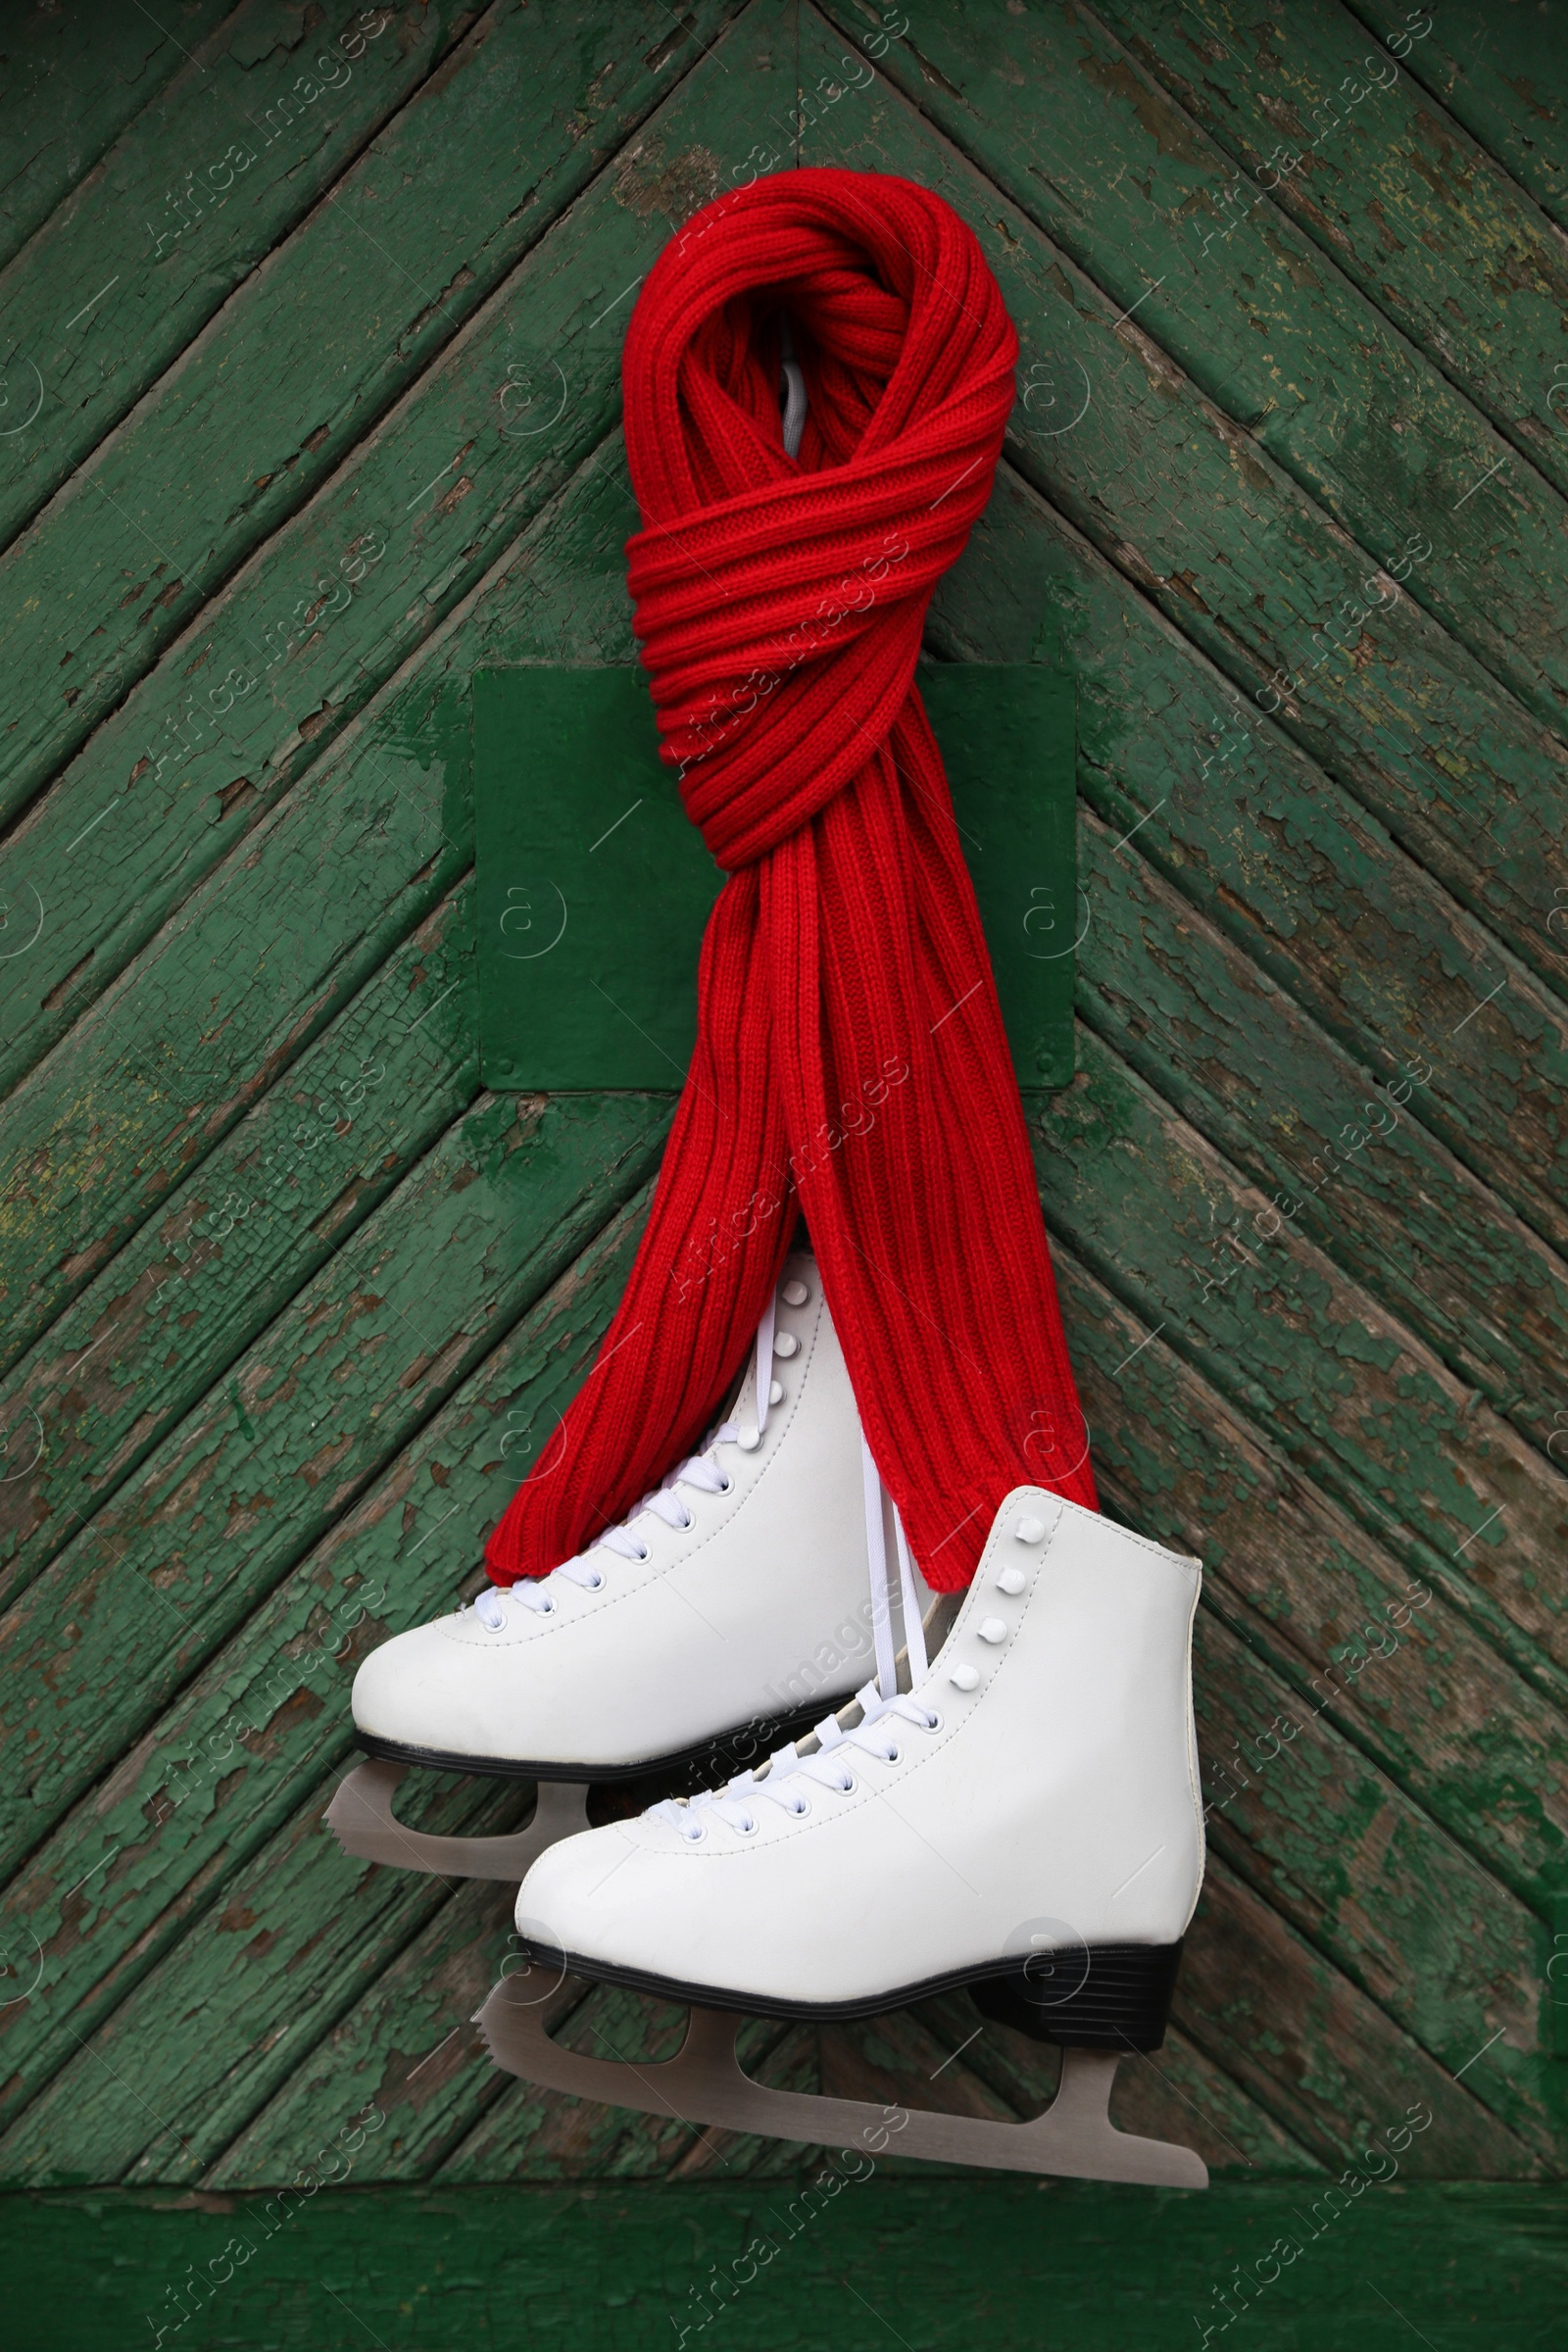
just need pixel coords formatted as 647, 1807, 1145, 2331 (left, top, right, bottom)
511, 1937, 1185, 2050
355, 1691, 844, 1791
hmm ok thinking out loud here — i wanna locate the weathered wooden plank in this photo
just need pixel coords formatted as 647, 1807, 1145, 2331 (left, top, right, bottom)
0, 6, 757, 1108
206, 1882, 566, 2185
0, 1771, 525, 2185
1052, 1240, 1568, 1914
0, 1094, 670, 1877
1346, 1, 1568, 230
0, 0, 741, 830
1177, 1859, 1539, 2176
8, 2180, 1568, 2352
0, 642, 468, 1369
1095, 0, 1568, 504
801, 17, 1568, 1005
1074, 802, 1568, 1438
790, 10, 1568, 1084
0, 882, 476, 1614
0, 400, 662, 1366
1193, 1606, 1555, 2157
822, 0, 1568, 742
0, 0, 237, 273
1032, 1033, 1568, 1682
940, 470, 1568, 1458
0, 1, 480, 561
0, 1189, 652, 2134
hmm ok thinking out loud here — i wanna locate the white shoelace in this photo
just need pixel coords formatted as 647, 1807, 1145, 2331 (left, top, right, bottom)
472, 1306, 780, 1629
650, 1681, 941, 1842
471, 1283, 931, 1725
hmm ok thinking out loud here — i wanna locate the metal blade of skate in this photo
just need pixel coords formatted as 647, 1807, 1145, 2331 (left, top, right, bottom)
474, 1970, 1207, 2186
326, 1759, 588, 1881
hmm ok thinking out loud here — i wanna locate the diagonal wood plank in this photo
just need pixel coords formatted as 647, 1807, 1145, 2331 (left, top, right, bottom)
1075, 804, 1568, 1441
1054, 1243, 1568, 1915
0, 0, 744, 832
935, 468, 1568, 1457
1095, 0, 1568, 503
1346, 0, 1568, 231
1193, 1606, 1555, 2156
0, 7, 754, 1106
0, 430, 632, 1367
0, 0, 238, 273
0, 0, 479, 562
792, 3, 1568, 1059
0, 1771, 523, 2184
0, 883, 477, 1614
0, 1093, 669, 1877
823, 0, 1568, 745
1033, 1034, 1568, 1683
0, 1187, 653, 2133
1178, 1859, 1540, 2175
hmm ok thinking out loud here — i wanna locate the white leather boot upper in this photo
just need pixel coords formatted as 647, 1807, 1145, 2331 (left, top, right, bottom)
351, 1256, 877, 1773
512, 1489, 1205, 2006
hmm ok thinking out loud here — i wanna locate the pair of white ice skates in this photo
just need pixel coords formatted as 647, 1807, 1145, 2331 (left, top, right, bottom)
333, 1255, 1209, 2183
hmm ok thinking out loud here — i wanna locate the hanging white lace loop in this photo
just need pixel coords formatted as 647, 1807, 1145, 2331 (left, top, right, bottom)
862, 1437, 898, 1700
893, 1499, 928, 1684
734, 1291, 776, 1452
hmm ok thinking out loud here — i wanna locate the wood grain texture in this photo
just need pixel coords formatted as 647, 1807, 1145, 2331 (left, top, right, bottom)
800, 5, 1568, 1207
934, 468, 1568, 1460
2, 2180, 1565, 2351
0, 1188, 656, 2137
0, 0, 238, 272
1345, 1, 1568, 231
0, 8, 741, 1102
0, 1, 480, 562
1092, 0, 1568, 505
0, 0, 742, 829
824, 0, 1568, 743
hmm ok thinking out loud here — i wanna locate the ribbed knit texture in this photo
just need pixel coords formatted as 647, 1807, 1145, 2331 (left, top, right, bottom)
486, 168, 1095, 1594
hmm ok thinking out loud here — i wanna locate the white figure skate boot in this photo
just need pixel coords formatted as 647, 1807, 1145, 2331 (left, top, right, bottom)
329, 1255, 897, 1882
478, 1487, 1209, 2186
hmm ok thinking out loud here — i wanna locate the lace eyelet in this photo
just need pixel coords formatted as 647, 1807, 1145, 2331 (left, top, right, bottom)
737, 1814, 758, 1835
633, 1543, 650, 1562
585, 1570, 605, 1592
922, 1710, 943, 1734
715, 1474, 733, 1494
676, 1507, 694, 1532
790, 1794, 810, 1816
881, 1743, 901, 1765
837, 1773, 857, 1795
538, 1596, 556, 1616
683, 1822, 708, 1844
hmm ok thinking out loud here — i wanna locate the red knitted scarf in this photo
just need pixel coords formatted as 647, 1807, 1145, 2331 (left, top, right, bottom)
487, 168, 1095, 1595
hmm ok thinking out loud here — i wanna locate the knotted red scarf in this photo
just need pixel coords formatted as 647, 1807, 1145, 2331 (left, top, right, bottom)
487, 168, 1095, 1594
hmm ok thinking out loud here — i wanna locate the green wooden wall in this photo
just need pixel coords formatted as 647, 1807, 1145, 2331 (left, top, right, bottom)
0, 3, 1565, 2343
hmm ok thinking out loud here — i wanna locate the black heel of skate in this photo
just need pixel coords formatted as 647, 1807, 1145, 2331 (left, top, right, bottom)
970, 1940, 1183, 2051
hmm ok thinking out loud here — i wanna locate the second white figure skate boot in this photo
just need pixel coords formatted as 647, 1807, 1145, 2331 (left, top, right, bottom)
478, 1487, 1210, 2185
328, 1255, 911, 1883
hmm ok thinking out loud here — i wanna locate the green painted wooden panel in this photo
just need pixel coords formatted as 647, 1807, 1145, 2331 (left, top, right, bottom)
1, 0, 1565, 2242
1348, 0, 1568, 229
471, 663, 1076, 1093
2, 2181, 1565, 2352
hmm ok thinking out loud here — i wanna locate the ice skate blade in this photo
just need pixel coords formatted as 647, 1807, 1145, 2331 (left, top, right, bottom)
325, 1760, 588, 1881
474, 1974, 1207, 2187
